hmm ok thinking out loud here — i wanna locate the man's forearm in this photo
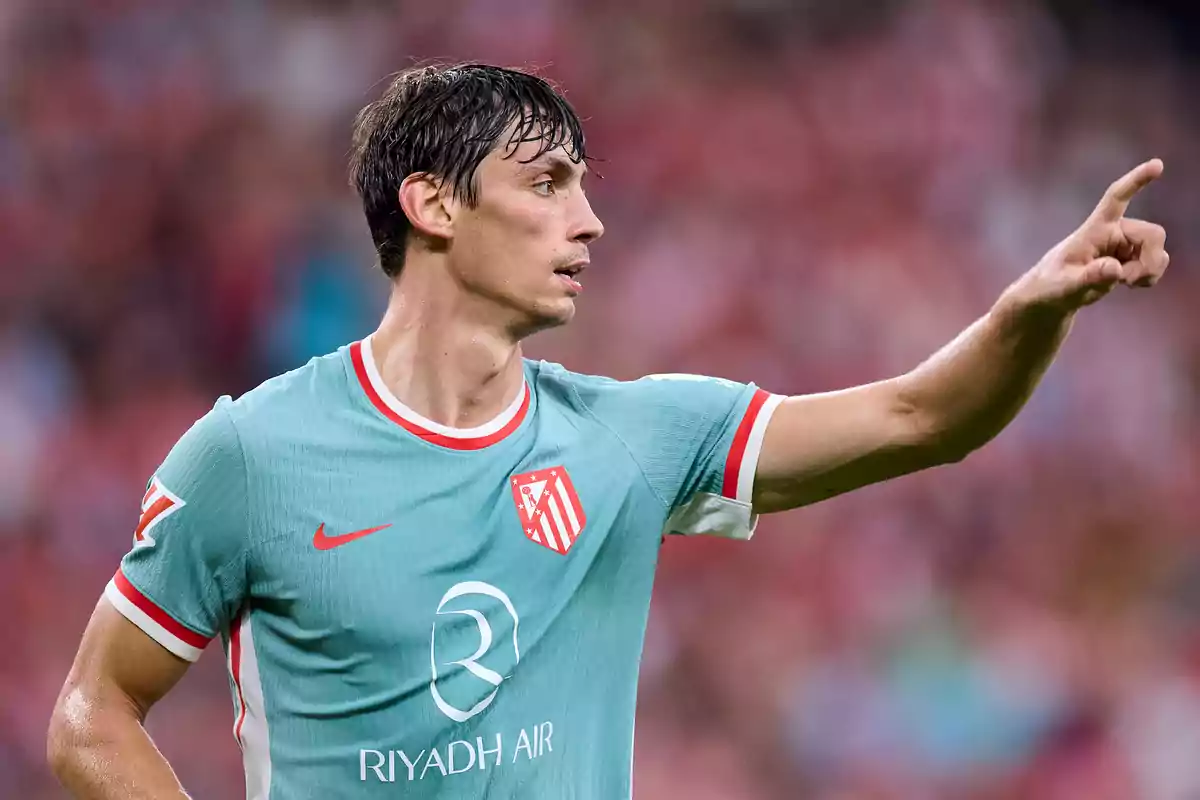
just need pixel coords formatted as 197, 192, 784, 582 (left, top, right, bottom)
49, 691, 190, 799
899, 291, 1074, 461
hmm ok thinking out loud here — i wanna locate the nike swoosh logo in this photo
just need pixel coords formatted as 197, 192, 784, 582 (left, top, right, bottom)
312, 523, 393, 551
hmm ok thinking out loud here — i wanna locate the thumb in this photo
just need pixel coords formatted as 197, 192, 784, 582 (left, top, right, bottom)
1080, 257, 1124, 288
1067, 257, 1123, 307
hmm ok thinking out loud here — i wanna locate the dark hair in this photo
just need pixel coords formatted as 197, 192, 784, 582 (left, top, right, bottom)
349, 63, 590, 278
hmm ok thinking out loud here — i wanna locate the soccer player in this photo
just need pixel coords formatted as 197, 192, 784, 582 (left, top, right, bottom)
47, 64, 1169, 799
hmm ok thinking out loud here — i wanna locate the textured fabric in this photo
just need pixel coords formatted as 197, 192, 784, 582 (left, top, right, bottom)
109, 341, 781, 799
107, 399, 248, 659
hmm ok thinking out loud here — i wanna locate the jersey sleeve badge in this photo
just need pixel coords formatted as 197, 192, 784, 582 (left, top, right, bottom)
133, 475, 186, 549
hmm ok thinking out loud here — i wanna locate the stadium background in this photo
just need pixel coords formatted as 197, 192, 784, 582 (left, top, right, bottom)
4, 1, 1200, 797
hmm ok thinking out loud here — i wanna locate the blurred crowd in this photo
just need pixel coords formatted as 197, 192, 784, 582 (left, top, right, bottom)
4, 0, 1200, 797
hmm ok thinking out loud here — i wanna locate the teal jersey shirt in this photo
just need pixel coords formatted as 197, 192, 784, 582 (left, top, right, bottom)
106, 336, 783, 799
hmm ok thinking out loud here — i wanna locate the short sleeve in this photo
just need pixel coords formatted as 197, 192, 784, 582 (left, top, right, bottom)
104, 397, 248, 661
565, 369, 783, 541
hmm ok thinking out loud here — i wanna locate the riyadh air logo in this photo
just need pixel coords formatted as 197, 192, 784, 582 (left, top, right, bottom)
430, 582, 520, 723
510, 466, 586, 555
133, 476, 185, 549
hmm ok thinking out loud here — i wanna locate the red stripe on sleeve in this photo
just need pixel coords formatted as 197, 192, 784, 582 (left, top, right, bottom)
114, 569, 211, 650
722, 389, 770, 499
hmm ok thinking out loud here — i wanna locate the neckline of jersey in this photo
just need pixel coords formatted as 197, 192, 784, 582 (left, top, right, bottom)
348, 336, 531, 450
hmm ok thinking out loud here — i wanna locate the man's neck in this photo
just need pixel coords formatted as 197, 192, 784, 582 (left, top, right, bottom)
369, 284, 526, 431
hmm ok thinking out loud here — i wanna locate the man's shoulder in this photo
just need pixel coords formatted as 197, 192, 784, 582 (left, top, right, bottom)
530, 359, 744, 412
526, 359, 628, 416
224, 345, 353, 434
528, 358, 616, 391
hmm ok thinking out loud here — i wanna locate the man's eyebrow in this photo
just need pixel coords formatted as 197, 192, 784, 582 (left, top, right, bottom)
522, 153, 588, 178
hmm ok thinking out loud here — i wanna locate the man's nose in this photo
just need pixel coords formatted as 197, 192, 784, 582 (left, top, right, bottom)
571, 195, 604, 244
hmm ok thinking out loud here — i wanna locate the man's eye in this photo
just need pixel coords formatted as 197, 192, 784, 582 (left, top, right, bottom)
534, 180, 556, 195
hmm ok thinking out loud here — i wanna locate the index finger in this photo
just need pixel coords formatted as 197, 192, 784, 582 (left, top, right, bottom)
1090, 158, 1164, 223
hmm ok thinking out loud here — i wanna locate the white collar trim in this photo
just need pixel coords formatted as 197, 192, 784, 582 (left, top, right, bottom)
359, 335, 528, 439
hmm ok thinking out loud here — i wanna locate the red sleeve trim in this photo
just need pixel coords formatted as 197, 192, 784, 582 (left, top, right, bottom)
113, 568, 212, 650
722, 389, 770, 500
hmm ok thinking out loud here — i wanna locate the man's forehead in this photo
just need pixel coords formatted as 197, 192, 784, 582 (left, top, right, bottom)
494, 131, 585, 174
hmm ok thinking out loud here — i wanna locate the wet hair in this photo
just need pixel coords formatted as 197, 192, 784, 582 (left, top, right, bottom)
349, 63, 590, 278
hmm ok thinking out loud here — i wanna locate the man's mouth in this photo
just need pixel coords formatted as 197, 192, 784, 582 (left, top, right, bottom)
554, 263, 586, 278
554, 262, 587, 293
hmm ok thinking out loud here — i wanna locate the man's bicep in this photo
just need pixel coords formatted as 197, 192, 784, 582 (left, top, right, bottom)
60, 597, 192, 721
752, 377, 942, 513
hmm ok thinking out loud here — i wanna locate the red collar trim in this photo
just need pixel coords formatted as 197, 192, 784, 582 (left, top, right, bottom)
349, 339, 530, 450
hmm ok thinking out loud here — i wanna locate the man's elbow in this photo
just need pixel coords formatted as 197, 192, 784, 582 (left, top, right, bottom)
897, 398, 978, 467
895, 377, 1012, 466
47, 687, 98, 784
47, 703, 76, 782
47, 691, 81, 778
909, 419, 978, 467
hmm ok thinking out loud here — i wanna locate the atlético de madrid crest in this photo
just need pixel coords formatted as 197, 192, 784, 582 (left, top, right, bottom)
510, 466, 586, 555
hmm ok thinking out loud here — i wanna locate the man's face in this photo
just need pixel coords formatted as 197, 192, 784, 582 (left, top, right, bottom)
445, 127, 604, 335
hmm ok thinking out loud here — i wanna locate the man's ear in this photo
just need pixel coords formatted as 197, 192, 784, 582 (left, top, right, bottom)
398, 173, 454, 241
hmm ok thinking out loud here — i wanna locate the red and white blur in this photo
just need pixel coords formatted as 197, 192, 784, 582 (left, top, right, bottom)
4, 1, 1200, 798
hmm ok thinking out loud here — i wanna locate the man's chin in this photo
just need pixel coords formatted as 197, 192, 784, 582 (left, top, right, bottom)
520, 297, 575, 335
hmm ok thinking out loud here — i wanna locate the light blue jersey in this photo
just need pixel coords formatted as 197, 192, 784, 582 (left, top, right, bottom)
106, 336, 782, 798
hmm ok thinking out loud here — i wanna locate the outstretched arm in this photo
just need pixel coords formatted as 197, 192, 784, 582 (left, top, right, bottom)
753, 159, 1169, 514
48, 598, 193, 799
